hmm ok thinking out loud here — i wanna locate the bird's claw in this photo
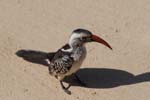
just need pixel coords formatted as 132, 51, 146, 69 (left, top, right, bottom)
60, 81, 71, 95
63, 89, 71, 95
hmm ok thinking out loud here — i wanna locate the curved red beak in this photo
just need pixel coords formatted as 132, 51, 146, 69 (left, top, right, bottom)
92, 34, 112, 50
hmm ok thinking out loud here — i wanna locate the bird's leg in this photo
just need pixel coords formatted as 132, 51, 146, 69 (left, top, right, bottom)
60, 81, 71, 95
74, 74, 87, 86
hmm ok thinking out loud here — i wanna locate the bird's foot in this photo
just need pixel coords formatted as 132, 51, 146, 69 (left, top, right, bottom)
63, 88, 71, 95
60, 81, 71, 95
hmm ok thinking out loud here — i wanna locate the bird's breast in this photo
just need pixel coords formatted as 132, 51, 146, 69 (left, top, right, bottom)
66, 46, 87, 76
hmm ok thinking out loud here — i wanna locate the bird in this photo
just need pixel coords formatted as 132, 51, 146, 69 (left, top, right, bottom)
16, 28, 112, 94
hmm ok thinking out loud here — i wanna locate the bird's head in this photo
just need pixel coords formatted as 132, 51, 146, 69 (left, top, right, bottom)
69, 28, 112, 50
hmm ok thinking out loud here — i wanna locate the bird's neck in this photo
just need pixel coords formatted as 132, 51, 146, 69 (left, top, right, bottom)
61, 45, 73, 52
61, 41, 84, 53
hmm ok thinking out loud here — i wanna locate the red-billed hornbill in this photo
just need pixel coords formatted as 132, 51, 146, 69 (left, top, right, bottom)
16, 29, 112, 94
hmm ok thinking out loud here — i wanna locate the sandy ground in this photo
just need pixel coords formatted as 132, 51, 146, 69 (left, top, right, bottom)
0, 0, 150, 100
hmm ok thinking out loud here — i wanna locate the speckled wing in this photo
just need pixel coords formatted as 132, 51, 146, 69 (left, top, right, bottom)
48, 47, 74, 76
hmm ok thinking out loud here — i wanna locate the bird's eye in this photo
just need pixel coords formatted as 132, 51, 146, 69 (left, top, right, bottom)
82, 37, 86, 40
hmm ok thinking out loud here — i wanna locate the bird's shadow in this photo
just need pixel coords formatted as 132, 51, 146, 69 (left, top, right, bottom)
63, 68, 150, 88
16, 56, 150, 89
21, 57, 49, 66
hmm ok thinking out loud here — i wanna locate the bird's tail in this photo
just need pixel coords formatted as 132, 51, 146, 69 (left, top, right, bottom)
15, 49, 55, 66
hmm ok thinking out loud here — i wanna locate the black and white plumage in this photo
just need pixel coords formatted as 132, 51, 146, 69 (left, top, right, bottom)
16, 28, 112, 94
48, 44, 86, 80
